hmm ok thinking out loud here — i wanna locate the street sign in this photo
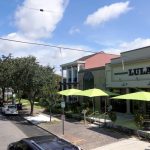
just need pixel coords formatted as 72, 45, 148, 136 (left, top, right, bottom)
61, 114, 65, 120
82, 109, 87, 114
61, 101, 65, 108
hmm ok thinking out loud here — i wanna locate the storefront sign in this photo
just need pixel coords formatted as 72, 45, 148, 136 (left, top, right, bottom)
128, 67, 150, 76
114, 67, 150, 77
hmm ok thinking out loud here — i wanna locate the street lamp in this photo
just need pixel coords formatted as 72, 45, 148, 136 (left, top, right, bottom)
12, 94, 16, 104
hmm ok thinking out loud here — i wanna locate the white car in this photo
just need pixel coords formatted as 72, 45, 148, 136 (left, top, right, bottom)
2, 104, 18, 115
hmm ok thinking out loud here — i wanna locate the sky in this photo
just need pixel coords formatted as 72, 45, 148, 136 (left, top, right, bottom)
1, 0, 150, 74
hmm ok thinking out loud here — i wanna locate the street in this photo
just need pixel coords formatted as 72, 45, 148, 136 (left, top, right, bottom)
0, 113, 52, 149
1, 112, 150, 150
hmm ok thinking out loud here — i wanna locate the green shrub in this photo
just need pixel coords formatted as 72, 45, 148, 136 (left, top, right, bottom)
134, 113, 144, 129
39, 98, 48, 107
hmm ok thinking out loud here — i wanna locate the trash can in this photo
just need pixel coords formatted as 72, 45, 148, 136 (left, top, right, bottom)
17, 103, 22, 110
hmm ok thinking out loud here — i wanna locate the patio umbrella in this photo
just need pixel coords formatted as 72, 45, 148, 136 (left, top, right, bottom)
77, 88, 109, 97
75, 88, 109, 113
73, 89, 118, 113
75, 88, 117, 124
112, 91, 150, 126
58, 89, 83, 96
112, 91, 150, 101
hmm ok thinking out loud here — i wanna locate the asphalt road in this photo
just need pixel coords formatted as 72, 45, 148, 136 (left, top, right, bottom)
0, 113, 52, 149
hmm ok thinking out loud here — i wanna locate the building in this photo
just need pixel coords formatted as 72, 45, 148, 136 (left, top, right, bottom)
60, 52, 118, 108
60, 53, 96, 91
106, 46, 150, 114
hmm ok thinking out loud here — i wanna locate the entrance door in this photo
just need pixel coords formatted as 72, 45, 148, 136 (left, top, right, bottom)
111, 88, 126, 113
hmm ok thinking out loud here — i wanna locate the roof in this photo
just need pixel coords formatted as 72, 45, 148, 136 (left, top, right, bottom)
60, 51, 119, 69
76, 53, 97, 61
61, 53, 96, 67
84, 52, 119, 69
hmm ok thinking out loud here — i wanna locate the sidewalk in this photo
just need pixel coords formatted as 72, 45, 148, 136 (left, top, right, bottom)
24, 113, 60, 124
92, 137, 150, 150
24, 113, 150, 150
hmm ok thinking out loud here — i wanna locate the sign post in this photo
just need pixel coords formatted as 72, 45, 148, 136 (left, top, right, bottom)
61, 101, 65, 135
82, 109, 87, 125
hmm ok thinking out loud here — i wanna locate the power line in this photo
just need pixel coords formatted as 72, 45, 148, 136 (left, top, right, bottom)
0, 37, 95, 53
24, 7, 58, 13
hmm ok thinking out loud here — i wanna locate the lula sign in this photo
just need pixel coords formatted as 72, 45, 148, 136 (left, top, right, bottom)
128, 67, 150, 76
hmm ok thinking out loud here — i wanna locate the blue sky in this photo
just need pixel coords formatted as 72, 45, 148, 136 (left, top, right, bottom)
0, 0, 150, 74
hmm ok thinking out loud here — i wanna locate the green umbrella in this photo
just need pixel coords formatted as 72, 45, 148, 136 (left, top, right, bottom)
112, 91, 150, 101
74, 88, 109, 114
58, 89, 83, 96
75, 88, 116, 124
77, 88, 109, 97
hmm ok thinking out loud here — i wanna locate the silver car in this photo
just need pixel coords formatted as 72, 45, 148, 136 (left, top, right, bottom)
2, 104, 18, 115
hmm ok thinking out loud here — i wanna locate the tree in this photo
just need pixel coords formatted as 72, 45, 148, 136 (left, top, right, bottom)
0, 54, 13, 102
40, 66, 61, 121
21, 56, 42, 115
0, 54, 61, 116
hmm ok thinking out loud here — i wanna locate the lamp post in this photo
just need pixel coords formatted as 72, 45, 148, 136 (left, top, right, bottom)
12, 93, 16, 105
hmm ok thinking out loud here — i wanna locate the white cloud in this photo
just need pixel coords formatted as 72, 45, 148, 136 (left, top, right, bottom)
0, 35, 92, 75
0, 0, 69, 53
0, 0, 71, 74
15, 0, 69, 39
103, 48, 121, 55
69, 27, 80, 35
119, 38, 150, 51
0, 33, 33, 53
36, 44, 91, 65
14, 44, 91, 75
104, 38, 150, 54
85, 1, 131, 27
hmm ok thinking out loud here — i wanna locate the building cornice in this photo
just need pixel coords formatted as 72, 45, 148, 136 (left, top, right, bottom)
79, 66, 105, 73
61, 61, 85, 68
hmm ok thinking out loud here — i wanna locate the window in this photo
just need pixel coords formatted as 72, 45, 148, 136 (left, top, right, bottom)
83, 71, 94, 90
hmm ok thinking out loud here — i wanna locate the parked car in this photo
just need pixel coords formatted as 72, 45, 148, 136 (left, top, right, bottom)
7, 135, 81, 150
2, 104, 18, 115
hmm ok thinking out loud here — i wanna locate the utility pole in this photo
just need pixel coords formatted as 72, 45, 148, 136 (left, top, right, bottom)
61, 100, 65, 135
